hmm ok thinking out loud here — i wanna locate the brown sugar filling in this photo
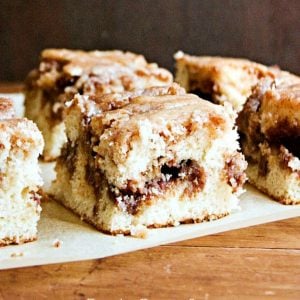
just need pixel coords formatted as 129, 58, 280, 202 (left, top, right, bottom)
110, 159, 206, 215
188, 77, 214, 102
238, 84, 300, 176
258, 136, 300, 175
65, 129, 246, 215
279, 137, 300, 159
59, 140, 78, 175
62, 132, 245, 216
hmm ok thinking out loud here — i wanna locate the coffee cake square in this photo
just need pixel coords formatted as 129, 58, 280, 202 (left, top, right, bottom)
25, 49, 173, 160
0, 98, 44, 246
51, 85, 246, 235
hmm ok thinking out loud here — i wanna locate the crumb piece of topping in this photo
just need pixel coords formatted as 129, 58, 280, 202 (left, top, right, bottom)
52, 239, 63, 248
130, 225, 148, 238
10, 252, 24, 258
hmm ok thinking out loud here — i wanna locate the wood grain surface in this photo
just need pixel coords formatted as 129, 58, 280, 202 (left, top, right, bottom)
1, 0, 299, 81
0, 218, 299, 299
0, 83, 299, 299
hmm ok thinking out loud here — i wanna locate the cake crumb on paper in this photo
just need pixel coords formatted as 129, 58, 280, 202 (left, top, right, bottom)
52, 239, 63, 248
130, 225, 148, 239
10, 252, 24, 258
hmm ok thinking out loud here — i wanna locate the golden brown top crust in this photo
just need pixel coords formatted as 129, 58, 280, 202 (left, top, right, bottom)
174, 51, 271, 72
29, 48, 172, 92
0, 98, 15, 119
42, 49, 147, 66
41, 48, 171, 78
174, 51, 275, 111
90, 93, 234, 141
87, 83, 186, 111
66, 83, 186, 119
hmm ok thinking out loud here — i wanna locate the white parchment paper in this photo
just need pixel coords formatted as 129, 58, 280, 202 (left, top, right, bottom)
0, 93, 299, 270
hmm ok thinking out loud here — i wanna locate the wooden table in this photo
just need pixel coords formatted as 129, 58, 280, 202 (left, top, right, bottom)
0, 84, 299, 299
0, 218, 299, 299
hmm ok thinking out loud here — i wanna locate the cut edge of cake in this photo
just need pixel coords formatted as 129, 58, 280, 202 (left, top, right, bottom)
0, 98, 44, 246
237, 76, 300, 204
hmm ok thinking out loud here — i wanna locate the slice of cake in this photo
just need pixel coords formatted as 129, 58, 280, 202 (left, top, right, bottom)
25, 49, 173, 161
174, 51, 275, 111
50, 85, 247, 235
237, 75, 300, 204
0, 98, 44, 246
